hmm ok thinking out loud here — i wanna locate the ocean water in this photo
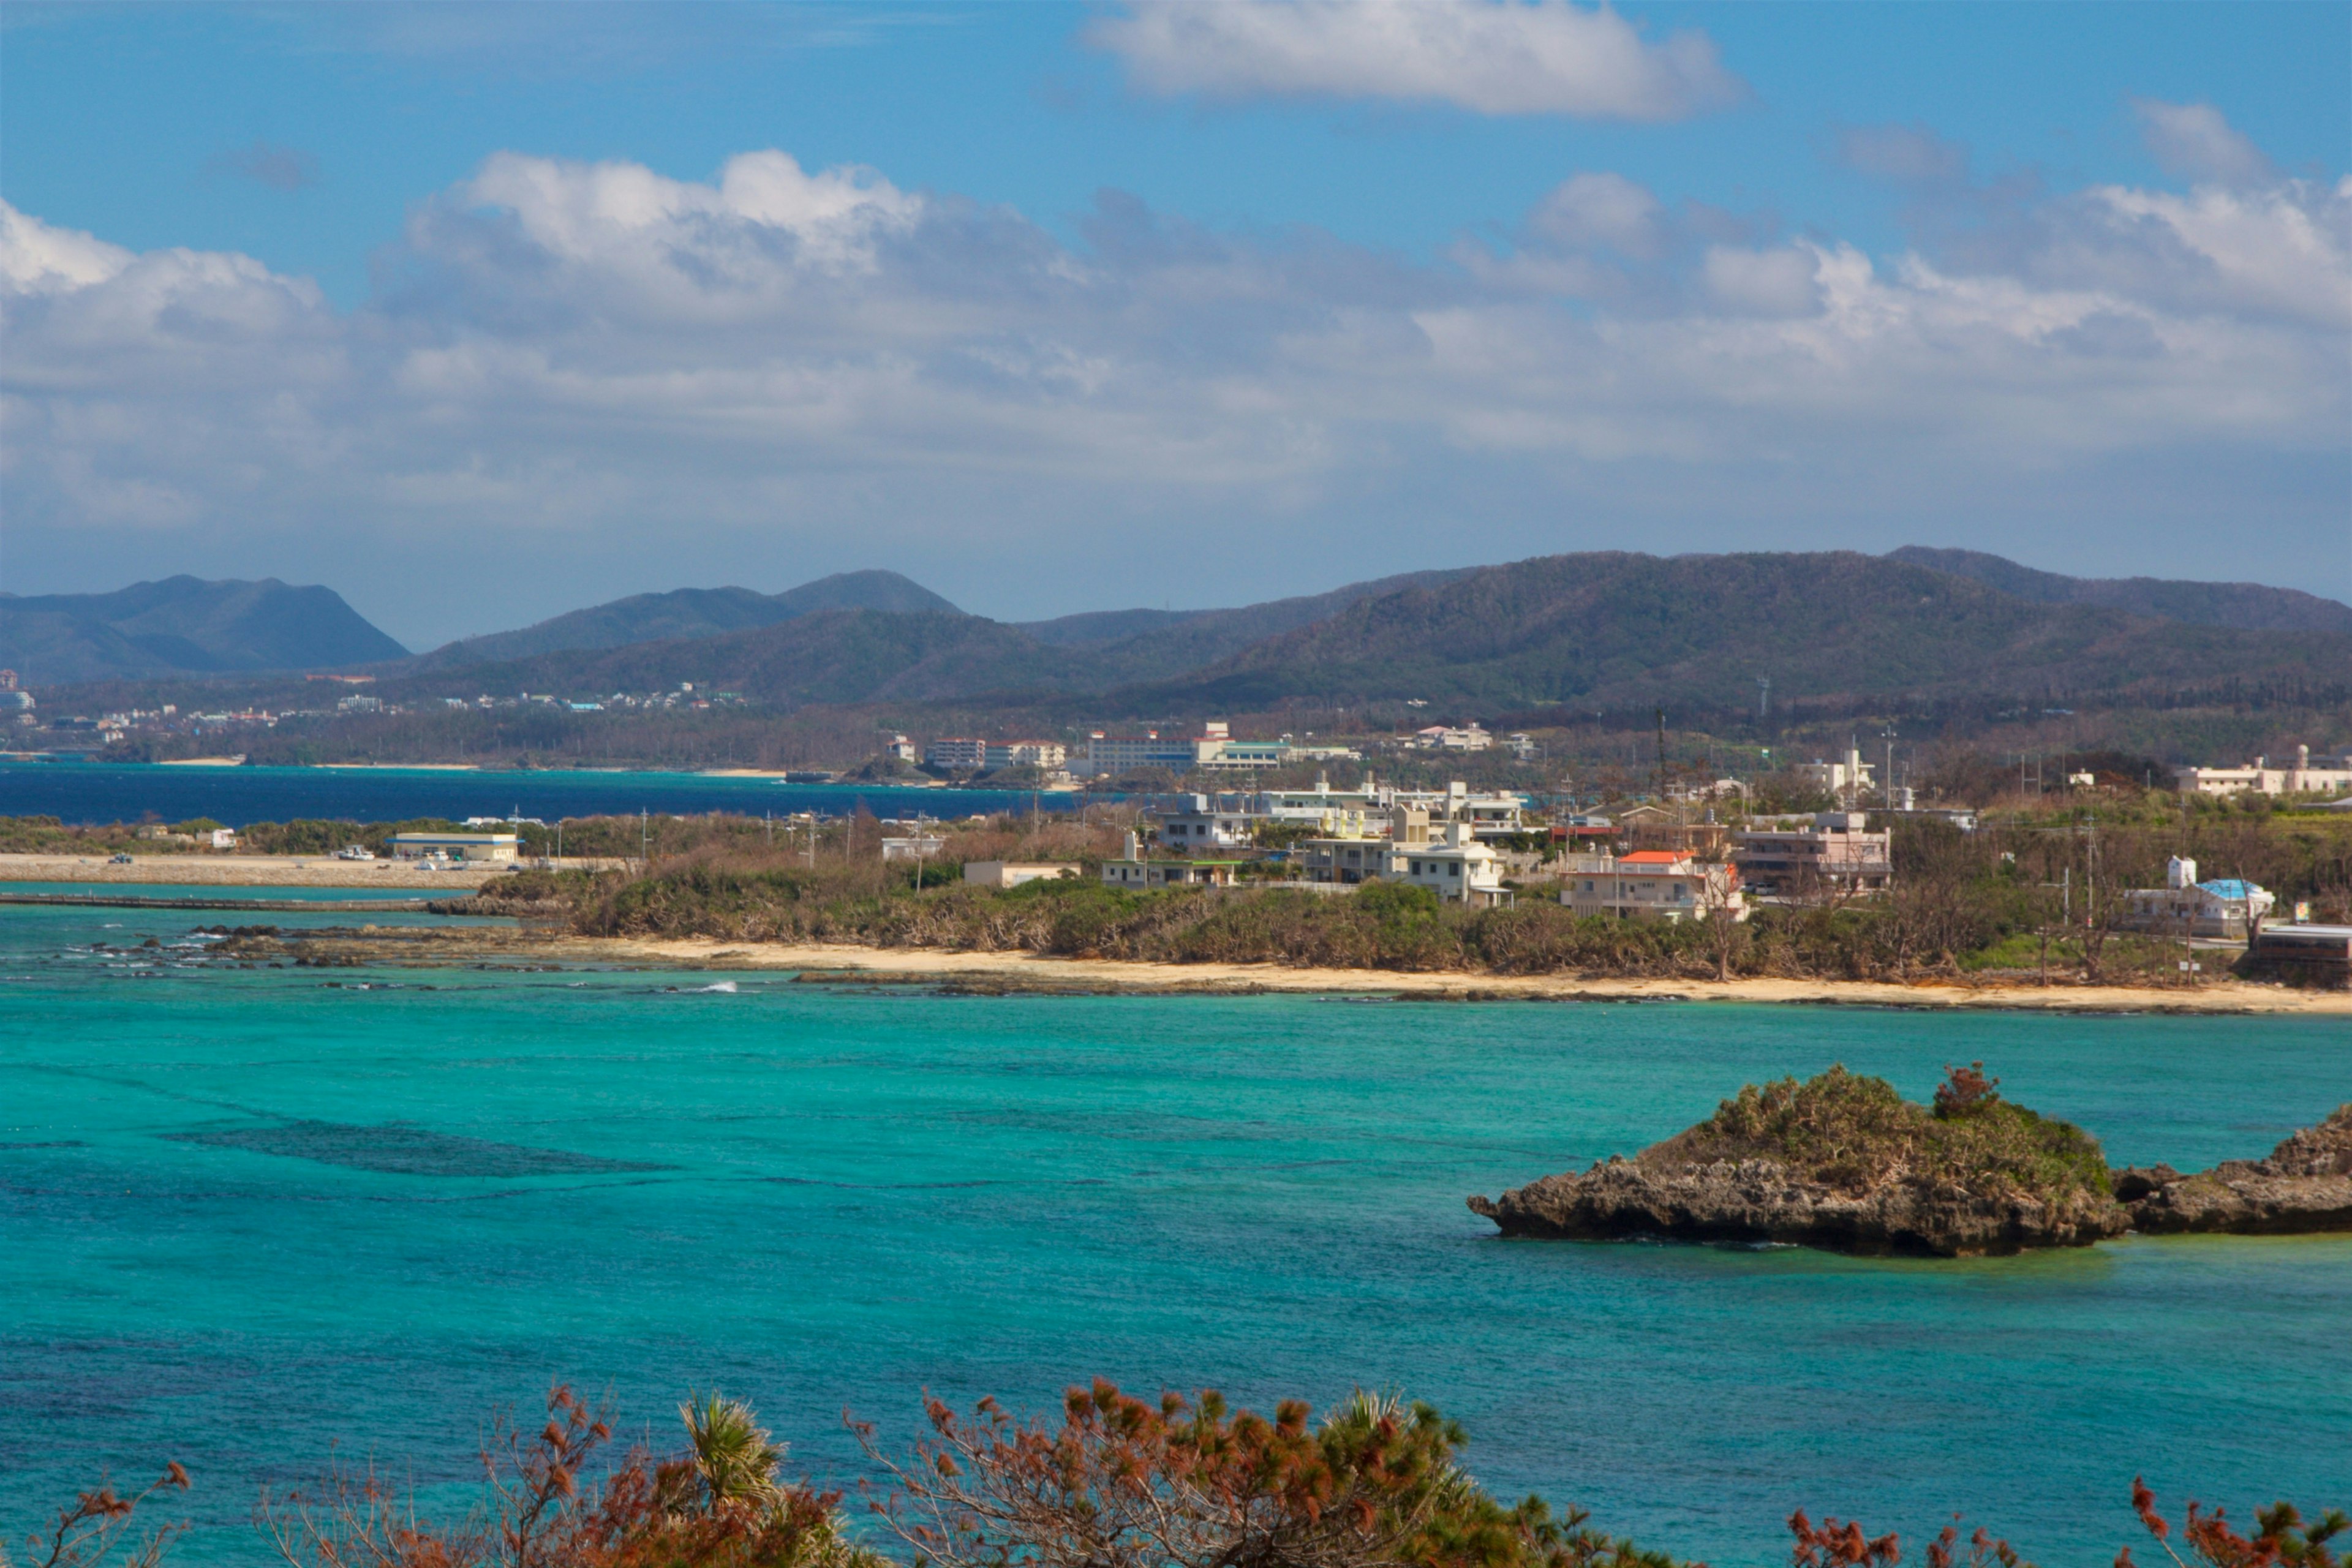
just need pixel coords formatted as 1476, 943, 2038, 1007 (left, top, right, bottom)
0, 760, 1074, 827
1, 898, 2345, 1566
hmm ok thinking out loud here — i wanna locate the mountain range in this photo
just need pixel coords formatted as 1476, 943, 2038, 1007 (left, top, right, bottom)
10, 552, 2348, 722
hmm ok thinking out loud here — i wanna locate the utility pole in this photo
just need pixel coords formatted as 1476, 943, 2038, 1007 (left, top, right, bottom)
1756, 676, 1770, 725
1654, 707, 1667, 801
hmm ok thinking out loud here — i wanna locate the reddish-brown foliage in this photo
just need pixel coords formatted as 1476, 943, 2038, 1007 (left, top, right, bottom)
5, 1463, 190, 1568
2119, 1478, 2346, 1568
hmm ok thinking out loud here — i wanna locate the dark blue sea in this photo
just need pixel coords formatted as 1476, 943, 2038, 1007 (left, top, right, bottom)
0, 761, 1074, 826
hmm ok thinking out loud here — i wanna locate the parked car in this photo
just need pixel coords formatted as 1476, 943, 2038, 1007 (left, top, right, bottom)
334, 846, 375, 861
109, 853, 134, 864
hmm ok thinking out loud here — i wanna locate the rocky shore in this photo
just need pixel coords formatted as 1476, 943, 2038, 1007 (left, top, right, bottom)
1471, 1072, 2352, 1256
2115, 1105, 2352, 1235
1469, 1065, 2127, 1257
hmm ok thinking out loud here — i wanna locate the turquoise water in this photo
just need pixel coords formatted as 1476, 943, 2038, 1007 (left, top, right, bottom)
2, 899, 2345, 1565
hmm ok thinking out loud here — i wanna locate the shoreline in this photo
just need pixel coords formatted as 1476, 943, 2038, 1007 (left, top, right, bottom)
558, 935, 2352, 1014
0, 853, 502, 889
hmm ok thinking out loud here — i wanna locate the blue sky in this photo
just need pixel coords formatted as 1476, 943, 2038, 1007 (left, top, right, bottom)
4, 1, 2347, 648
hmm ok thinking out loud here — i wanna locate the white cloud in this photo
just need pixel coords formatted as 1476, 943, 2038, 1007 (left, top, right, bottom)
2, 140, 2345, 639
2134, 99, 2274, 187
1088, 0, 1743, 120
1, 202, 134, 295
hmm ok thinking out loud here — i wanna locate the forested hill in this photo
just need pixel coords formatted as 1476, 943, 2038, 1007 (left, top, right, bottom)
371, 551, 2352, 719
1885, 546, 2352, 635
1133, 552, 2352, 715
0, 576, 407, 683
408, 571, 960, 671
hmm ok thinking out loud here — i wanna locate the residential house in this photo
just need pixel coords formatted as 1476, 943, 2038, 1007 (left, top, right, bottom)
2117, 856, 2277, 940
1389, 820, 1506, 905
880, 834, 948, 862
1150, 794, 1256, 851
1559, 850, 1744, 924
1734, 812, 1891, 895
1098, 831, 1243, 889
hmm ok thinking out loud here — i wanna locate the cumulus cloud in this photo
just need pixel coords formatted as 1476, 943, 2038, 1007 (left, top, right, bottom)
2135, 98, 2274, 186
206, 138, 322, 191
1088, 0, 1743, 120
2, 130, 2345, 636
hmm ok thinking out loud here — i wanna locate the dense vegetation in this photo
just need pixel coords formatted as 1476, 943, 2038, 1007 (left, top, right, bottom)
1647, 1065, 2114, 1204
11, 1382, 2336, 1568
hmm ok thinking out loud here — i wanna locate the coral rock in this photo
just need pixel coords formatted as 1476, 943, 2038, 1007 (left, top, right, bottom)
2122, 1105, 2352, 1235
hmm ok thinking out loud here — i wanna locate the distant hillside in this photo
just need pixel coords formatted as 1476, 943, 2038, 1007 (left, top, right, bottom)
1014, 568, 1478, 653
0, 576, 407, 683
412, 571, 960, 670
1885, 547, 2352, 635
1140, 552, 2352, 714
393, 609, 1098, 709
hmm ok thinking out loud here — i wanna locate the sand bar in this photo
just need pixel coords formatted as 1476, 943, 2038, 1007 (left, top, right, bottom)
575, 936, 2352, 1015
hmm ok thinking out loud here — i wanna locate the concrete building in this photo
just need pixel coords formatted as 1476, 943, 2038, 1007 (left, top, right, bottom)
962, 861, 1080, 888
1559, 851, 1744, 924
2246, 922, 2352, 982
1734, 812, 1891, 896
1098, 832, 1243, 889
884, 734, 918, 763
880, 834, 947, 862
2117, 856, 2277, 940
983, 740, 1067, 769
1792, 746, 1875, 802
388, 832, 520, 863
1294, 832, 1393, 886
924, 737, 989, 770
2173, 746, 2352, 798
1084, 730, 1200, 775
1151, 794, 1256, 851
1386, 780, 1529, 840
1413, 723, 1493, 752
1390, 820, 1506, 904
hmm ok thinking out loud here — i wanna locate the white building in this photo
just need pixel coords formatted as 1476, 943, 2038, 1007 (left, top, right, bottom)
2118, 856, 2278, 940
885, 734, 918, 763
881, 834, 948, 862
388, 832, 519, 863
1084, 730, 1200, 775
2174, 746, 2352, 798
1150, 794, 1256, 851
1414, 723, 1493, 752
962, 861, 1080, 888
1792, 745, 1875, 801
925, 737, 988, 770
1098, 832, 1242, 889
1560, 851, 1744, 924
984, 740, 1067, 769
1390, 820, 1506, 905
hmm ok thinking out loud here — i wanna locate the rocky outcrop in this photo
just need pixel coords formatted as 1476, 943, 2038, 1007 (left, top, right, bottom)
1468, 1155, 2127, 1256
2118, 1105, 2352, 1235
1467, 1064, 2128, 1257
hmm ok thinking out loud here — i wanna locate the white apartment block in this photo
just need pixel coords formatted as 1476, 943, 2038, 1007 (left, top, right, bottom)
2174, 746, 2352, 797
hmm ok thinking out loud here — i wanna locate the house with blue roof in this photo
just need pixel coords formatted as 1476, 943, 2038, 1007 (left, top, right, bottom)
2119, 856, 2278, 941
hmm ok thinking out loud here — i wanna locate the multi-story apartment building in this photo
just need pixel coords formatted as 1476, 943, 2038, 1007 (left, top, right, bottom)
2174, 746, 2352, 797
1734, 812, 1892, 896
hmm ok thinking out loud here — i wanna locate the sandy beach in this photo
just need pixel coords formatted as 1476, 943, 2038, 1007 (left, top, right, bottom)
571, 935, 2352, 1014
